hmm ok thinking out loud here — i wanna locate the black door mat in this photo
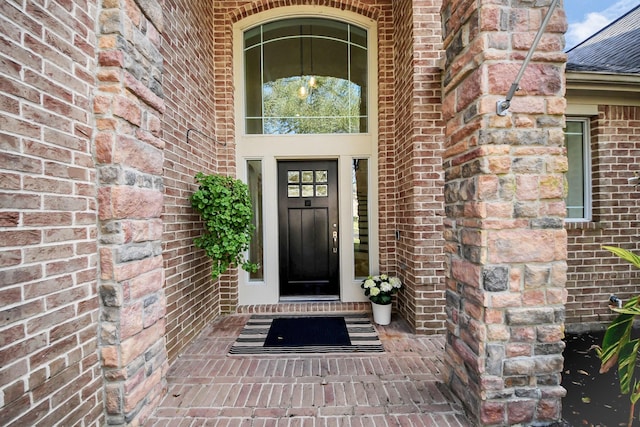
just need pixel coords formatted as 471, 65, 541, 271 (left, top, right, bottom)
264, 316, 351, 347
229, 313, 384, 355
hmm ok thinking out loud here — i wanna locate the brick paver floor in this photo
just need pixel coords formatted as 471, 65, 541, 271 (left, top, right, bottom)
146, 314, 471, 426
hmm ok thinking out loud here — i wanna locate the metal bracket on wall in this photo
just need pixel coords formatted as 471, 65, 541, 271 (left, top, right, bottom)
186, 128, 227, 146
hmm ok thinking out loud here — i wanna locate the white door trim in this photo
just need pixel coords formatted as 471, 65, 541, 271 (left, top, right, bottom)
233, 6, 379, 305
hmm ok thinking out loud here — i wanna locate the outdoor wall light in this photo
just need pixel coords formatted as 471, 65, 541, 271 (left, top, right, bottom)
609, 294, 623, 308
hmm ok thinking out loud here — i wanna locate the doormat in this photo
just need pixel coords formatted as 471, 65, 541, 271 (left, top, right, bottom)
229, 313, 384, 355
264, 316, 351, 347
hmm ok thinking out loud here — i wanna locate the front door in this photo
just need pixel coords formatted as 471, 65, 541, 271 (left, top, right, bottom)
278, 160, 339, 297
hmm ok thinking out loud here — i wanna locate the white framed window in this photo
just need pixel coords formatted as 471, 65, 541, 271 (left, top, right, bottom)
352, 158, 370, 279
243, 17, 368, 135
564, 118, 592, 221
246, 159, 264, 281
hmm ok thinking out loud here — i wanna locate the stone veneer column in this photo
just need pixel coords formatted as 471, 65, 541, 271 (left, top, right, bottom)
95, 0, 168, 424
441, 0, 568, 425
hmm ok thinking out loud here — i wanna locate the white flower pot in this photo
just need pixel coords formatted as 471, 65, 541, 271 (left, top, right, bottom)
371, 302, 392, 325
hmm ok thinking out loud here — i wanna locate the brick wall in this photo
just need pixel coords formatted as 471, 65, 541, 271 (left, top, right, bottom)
392, 0, 447, 333
367, 1, 397, 278
0, 1, 103, 426
160, 0, 225, 364
565, 105, 640, 330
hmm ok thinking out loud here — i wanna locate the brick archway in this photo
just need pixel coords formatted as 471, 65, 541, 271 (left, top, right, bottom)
229, 0, 381, 23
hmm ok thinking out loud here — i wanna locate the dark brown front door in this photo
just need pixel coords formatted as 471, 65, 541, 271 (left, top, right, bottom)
278, 160, 339, 297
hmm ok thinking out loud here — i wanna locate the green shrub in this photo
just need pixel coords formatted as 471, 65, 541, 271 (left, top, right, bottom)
190, 172, 258, 279
593, 246, 640, 427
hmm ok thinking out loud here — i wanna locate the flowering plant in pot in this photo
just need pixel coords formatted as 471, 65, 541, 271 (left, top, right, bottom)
361, 274, 402, 325
361, 274, 402, 304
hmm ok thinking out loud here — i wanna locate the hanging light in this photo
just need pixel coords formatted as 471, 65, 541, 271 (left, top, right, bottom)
308, 26, 316, 89
298, 84, 308, 98
297, 25, 308, 98
296, 25, 316, 99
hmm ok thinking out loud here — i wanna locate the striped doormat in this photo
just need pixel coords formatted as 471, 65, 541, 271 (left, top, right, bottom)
229, 313, 384, 355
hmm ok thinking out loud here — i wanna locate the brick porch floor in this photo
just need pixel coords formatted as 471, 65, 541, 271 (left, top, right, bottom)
146, 313, 471, 426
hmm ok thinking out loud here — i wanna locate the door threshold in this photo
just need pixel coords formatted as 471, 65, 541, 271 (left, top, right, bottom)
279, 295, 340, 302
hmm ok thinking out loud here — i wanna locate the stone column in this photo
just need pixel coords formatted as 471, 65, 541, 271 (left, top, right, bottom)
441, 0, 568, 424
95, 0, 168, 424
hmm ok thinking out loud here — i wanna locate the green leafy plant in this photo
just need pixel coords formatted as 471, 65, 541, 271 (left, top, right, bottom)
593, 246, 640, 427
190, 172, 258, 279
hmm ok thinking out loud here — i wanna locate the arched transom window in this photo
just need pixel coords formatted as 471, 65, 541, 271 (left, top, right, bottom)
244, 18, 368, 135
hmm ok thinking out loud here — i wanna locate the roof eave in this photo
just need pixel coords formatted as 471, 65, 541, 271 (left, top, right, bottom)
566, 70, 640, 94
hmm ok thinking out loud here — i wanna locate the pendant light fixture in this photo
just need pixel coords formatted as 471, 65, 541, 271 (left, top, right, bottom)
297, 25, 307, 99
296, 24, 317, 99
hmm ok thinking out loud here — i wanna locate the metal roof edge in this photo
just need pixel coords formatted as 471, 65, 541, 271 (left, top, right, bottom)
566, 70, 640, 87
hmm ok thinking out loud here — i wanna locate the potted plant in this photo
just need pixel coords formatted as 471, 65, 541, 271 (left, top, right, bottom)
361, 274, 402, 325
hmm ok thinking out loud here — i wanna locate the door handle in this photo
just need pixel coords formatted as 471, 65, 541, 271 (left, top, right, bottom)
332, 231, 338, 253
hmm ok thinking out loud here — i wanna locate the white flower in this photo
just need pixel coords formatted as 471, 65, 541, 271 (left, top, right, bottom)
390, 277, 402, 288
361, 273, 402, 303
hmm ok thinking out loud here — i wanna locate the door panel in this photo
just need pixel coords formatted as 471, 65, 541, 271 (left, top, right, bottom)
278, 160, 339, 297
287, 208, 330, 281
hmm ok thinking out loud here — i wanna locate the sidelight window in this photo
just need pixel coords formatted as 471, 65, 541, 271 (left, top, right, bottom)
353, 158, 370, 278
247, 160, 264, 280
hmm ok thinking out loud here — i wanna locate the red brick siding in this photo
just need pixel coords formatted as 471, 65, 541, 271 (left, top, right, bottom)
160, 0, 225, 364
392, 0, 446, 333
0, 1, 103, 426
212, 2, 241, 315
565, 105, 640, 329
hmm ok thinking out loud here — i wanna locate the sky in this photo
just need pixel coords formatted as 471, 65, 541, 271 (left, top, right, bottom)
563, 0, 640, 49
